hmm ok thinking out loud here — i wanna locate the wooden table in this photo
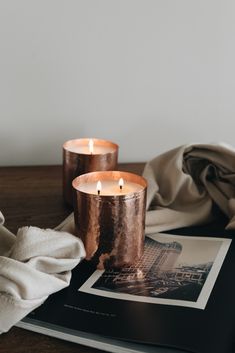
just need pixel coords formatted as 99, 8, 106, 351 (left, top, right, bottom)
0, 163, 145, 353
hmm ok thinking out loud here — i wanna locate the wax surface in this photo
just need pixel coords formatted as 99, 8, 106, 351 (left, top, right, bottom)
65, 142, 115, 155
77, 180, 144, 196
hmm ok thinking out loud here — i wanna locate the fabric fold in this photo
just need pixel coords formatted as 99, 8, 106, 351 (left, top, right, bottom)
143, 143, 235, 234
0, 214, 85, 334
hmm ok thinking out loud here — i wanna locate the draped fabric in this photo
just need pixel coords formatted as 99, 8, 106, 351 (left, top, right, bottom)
0, 211, 85, 334
143, 143, 235, 234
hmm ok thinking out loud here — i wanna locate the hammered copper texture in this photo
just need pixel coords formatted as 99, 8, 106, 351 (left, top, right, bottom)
73, 171, 147, 269
63, 139, 118, 206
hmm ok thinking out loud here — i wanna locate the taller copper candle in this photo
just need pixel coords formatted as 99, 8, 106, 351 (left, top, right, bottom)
63, 138, 118, 206
72, 171, 147, 270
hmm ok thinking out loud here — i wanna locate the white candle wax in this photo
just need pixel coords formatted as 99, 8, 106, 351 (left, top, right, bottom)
65, 141, 116, 155
78, 180, 144, 196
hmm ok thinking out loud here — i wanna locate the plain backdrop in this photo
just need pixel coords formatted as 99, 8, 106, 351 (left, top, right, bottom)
0, 0, 235, 166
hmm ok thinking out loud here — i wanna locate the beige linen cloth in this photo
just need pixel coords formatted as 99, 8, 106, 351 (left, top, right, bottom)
143, 143, 235, 233
0, 211, 85, 334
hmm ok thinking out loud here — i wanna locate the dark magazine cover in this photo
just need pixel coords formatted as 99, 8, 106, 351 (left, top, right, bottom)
18, 226, 235, 353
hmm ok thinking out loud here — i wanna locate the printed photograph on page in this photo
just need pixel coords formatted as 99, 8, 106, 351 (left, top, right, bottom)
79, 233, 231, 309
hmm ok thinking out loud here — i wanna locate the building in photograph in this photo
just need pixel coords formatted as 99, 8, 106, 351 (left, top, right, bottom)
169, 262, 213, 284
93, 238, 212, 301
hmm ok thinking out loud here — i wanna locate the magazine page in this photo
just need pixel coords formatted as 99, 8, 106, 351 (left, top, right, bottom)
23, 232, 234, 353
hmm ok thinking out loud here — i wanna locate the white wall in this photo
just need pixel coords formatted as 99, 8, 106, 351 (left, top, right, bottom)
0, 0, 235, 166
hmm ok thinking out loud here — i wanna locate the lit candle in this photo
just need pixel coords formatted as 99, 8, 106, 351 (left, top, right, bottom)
72, 171, 147, 270
64, 138, 116, 155
63, 138, 118, 206
79, 179, 143, 196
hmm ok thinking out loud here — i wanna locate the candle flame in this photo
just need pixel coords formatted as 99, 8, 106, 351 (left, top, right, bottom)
119, 178, 124, 190
97, 180, 102, 195
88, 139, 94, 154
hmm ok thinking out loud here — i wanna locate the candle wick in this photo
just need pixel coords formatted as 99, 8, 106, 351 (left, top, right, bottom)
97, 189, 100, 195
120, 185, 123, 191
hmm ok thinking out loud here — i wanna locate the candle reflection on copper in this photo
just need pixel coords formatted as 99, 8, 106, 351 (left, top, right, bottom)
72, 171, 147, 270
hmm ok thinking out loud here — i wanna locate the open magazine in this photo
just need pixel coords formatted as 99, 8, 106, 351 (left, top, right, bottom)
17, 231, 234, 353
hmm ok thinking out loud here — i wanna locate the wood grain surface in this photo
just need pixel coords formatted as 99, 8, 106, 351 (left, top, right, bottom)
0, 163, 145, 353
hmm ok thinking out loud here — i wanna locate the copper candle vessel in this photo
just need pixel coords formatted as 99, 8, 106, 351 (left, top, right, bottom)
63, 138, 118, 206
72, 171, 147, 270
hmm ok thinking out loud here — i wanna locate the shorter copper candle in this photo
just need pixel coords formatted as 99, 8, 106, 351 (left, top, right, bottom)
63, 138, 118, 206
72, 171, 147, 270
